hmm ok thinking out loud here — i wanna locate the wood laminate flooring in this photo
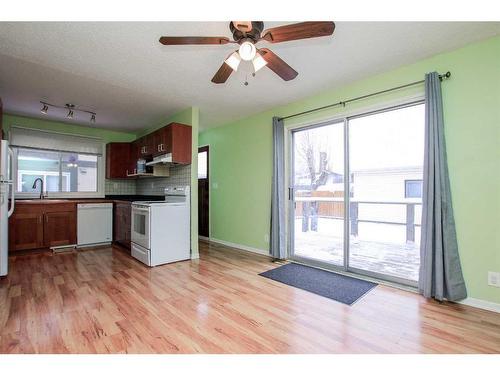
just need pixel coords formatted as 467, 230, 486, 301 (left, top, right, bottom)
1, 241, 499, 353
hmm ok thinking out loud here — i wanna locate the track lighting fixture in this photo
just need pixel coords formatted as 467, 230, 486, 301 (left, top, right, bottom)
39, 101, 96, 124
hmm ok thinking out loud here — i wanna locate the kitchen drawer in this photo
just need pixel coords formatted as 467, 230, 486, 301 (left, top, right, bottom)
131, 242, 151, 266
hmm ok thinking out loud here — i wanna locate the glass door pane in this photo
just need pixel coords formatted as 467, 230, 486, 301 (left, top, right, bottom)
347, 103, 424, 283
291, 121, 345, 267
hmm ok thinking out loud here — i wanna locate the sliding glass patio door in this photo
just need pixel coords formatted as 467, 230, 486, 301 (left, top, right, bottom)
289, 102, 425, 286
290, 120, 346, 268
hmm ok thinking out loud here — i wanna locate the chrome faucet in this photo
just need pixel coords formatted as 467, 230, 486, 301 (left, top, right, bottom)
32, 177, 45, 199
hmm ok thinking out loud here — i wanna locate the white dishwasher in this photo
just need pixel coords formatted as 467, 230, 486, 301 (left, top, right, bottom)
77, 203, 113, 248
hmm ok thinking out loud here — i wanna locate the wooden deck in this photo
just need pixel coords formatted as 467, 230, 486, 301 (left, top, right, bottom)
294, 218, 420, 281
0, 241, 499, 353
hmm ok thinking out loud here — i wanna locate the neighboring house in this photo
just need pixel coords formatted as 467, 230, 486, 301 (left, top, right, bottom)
351, 166, 423, 202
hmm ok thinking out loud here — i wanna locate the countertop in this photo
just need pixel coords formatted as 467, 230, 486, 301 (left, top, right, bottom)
14, 195, 166, 205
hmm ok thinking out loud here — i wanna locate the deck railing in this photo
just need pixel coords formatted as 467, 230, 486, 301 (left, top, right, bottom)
295, 197, 422, 243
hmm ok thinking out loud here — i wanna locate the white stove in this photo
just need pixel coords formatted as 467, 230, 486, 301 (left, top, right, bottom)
131, 186, 190, 266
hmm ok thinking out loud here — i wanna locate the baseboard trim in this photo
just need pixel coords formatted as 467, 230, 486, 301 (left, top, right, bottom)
198, 235, 210, 241
208, 238, 270, 257
458, 297, 500, 314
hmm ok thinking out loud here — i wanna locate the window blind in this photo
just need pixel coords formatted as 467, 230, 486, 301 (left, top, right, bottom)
9, 126, 103, 155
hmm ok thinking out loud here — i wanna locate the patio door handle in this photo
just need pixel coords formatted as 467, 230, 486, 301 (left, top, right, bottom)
288, 187, 294, 200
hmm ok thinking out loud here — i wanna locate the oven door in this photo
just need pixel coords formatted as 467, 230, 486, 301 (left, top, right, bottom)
131, 204, 151, 250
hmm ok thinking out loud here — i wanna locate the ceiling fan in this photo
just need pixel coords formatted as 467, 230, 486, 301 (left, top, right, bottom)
159, 21, 335, 84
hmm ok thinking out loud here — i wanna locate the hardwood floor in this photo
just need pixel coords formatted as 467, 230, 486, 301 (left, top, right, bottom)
1, 241, 499, 354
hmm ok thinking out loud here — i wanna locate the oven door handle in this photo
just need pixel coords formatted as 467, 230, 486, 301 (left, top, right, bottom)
132, 206, 150, 212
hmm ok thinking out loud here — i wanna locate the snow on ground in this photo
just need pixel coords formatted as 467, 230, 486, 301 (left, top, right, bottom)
294, 218, 420, 281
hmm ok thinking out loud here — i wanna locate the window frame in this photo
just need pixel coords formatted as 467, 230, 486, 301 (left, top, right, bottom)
404, 179, 423, 199
13, 147, 106, 199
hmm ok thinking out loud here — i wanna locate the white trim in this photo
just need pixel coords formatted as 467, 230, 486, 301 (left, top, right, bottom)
209, 237, 270, 257
198, 235, 210, 241
457, 297, 500, 314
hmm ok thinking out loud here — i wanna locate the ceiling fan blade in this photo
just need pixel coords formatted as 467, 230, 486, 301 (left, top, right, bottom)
259, 48, 298, 81
211, 61, 234, 84
231, 21, 253, 32
159, 36, 231, 45
261, 21, 335, 43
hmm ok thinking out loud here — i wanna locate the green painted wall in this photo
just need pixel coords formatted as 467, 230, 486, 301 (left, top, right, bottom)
2, 114, 136, 143
199, 35, 500, 304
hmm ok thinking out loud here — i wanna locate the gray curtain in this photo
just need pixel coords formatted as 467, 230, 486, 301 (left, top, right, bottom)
270, 116, 286, 259
419, 72, 467, 302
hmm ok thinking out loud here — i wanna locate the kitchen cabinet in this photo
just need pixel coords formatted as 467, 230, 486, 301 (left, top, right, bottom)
105, 122, 193, 179
106, 142, 131, 179
9, 203, 76, 252
8, 212, 44, 251
153, 123, 192, 164
136, 134, 154, 158
44, 210, 77, 248
0, 97, 3, 139
114, 201, 132, 250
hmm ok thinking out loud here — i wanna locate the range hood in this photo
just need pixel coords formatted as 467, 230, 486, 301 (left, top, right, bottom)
146, 153, 173, 166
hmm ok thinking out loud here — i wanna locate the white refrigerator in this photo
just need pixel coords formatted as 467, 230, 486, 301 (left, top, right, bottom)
0, 139, 15, 276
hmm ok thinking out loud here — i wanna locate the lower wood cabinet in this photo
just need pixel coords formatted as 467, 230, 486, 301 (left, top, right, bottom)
113, 201, 131, 249
9, 203, 77, 252
8, 212, 44, 251
43, 211, 77, 248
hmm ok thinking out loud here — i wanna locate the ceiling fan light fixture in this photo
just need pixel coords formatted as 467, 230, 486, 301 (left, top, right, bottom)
225, 51, 241, 71
238, 41, 256, 61
252, 53, 268, 72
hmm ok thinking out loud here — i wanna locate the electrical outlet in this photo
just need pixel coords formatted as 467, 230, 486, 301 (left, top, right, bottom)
264, 234, 270, 244
488, 271, 500, 287
212, 182, 218, 189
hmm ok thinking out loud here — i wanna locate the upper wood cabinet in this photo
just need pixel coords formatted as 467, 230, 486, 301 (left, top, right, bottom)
106, 142, 131, 179
0, 97, 4, 139
155, 123, 192, 164
105, 122, 192, 179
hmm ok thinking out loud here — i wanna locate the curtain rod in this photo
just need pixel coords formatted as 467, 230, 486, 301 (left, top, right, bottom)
279, 71, 451, 121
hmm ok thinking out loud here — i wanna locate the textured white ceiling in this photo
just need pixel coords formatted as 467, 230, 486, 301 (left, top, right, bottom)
0, 22, 498, 132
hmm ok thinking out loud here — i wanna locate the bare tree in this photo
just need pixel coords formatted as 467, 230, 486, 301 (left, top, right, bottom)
295, 131, 331, 231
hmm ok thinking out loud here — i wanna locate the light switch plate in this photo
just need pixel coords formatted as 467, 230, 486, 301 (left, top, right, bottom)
488, 271, 500, 287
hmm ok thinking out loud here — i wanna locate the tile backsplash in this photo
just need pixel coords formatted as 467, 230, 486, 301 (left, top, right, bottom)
136, 164, 191, 195
105, 179, 137, 195
105, 164, 191, 196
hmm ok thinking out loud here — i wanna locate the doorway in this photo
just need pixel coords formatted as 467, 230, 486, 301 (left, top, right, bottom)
198, 146, 209, 238
289, 102, 424, 286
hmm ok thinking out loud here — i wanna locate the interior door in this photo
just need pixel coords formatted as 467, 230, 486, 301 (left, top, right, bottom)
198, 146, 209, 238
290, 120, 345, 268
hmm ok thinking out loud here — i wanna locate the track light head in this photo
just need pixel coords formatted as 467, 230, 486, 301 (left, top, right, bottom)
65, 104, 75, 119
90, 113, 96, 124
41, 103, 49, 115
